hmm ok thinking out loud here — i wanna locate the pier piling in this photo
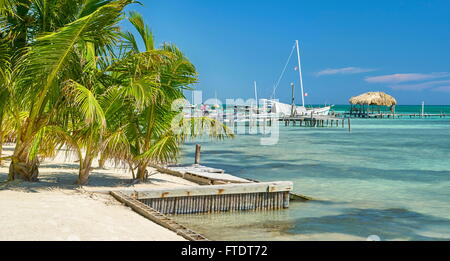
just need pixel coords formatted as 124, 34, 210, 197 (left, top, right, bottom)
195, 144, 201, 165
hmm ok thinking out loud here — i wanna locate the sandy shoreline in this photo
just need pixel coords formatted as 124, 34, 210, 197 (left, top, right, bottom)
0, 145, 198, 241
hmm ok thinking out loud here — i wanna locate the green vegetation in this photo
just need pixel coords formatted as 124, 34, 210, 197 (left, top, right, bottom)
0, 0, 232, 185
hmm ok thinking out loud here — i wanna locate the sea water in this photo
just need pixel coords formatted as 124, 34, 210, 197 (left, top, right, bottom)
173, 105, 450, 241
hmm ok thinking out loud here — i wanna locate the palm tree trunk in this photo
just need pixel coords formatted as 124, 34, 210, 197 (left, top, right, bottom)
0, 137, 3, 167
78, 156, 93, 185
0, 111, 4, 166
0, 131, 3, 167
98, 153, 106, 169
8, 121, 41, 181
8, 144, 39, 181
136, 163, 148, 181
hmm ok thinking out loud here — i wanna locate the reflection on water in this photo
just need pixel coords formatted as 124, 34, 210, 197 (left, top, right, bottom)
175, 116, 450, 241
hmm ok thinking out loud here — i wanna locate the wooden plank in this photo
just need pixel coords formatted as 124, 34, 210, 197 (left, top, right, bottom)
167, 165, 225, 174
122, 181, 293, 199
110, 191, 208, 241
186, 171, 252, 184
290, 192, 314, 201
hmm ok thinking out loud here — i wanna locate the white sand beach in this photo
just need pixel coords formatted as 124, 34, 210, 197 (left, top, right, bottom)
0, 145, 198, 241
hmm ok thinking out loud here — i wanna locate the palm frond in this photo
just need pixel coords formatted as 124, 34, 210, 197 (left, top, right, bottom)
19, 0, 131, 124
100, 125, 131, 162
128, 10, 154, 51
136, 133, 180, 164
64, 80, 106, 128
28, 124, 82, 161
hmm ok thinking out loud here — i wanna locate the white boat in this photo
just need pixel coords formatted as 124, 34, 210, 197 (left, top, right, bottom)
261, 99, 330, 117
266, 40, 331, 117
306, 106, 331, 116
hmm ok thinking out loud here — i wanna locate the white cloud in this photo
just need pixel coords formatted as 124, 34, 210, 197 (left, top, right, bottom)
432, 86, 450, 93
389, 80, 450, 91
365, 72, 450, 84
316, 67, 376, 76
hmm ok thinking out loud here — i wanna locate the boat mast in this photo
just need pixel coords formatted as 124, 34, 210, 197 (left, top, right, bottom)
295, 40, 305, 107
421, 101, 425, 117
290, 83, 295, 116
254, 81, 258, 106
254, 81, 259, 114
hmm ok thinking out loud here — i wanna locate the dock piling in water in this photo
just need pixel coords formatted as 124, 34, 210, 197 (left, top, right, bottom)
194, 144, 201, 165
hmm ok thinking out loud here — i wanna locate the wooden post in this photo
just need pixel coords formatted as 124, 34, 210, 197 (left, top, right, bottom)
245, 106, 250, 131
222, 105, 226, 123
348, 118, 351, 132
195, 144, 201, 165
233, 106, 238, 133
230, 107, 234, 129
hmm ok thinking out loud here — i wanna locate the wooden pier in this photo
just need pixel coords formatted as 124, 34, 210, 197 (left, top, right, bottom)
339, 112, 450, 119
113, 164, 297, 215
155, 164, 313, 202
281, 115, 350, 130
120, 181, 293, 215
151, 164, 253, 185
107, 153, 307, 240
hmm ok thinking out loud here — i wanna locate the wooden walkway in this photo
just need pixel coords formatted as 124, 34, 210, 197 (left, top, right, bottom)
107, 163, 311, 240
110, 191, 209, 241
281, 115, 350, 130
156, 164, 313, 201
152, 164, 253, 185
339, 112, 450, 119
120, 181, 293, 215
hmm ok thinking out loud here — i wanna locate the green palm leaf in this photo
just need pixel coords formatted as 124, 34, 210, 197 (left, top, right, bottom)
65, 80, 106, 128
21, 0, 131, 131
128, 10, 154, 51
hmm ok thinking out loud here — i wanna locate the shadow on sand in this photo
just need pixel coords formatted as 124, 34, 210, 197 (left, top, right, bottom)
0, 161, 176, 192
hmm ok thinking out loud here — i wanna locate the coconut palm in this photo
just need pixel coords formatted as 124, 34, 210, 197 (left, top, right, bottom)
0, 38, 10, 166
100, 12, 233, 182
1, 1, 232, 185
2, 0, 133, 181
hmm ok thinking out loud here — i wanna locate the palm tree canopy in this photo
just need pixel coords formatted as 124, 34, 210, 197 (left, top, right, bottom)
349, 92, 397, 106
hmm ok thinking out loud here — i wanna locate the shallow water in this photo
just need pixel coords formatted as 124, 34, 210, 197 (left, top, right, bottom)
173, 106, 450, 241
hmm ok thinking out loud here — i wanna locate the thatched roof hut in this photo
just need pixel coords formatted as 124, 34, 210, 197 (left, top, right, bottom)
349, 92, 397, 106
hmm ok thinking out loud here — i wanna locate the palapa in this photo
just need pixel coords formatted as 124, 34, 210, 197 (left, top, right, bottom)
349, 92, 397, 106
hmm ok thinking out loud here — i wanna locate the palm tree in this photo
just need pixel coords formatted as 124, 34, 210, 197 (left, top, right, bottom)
1, 2, 233, 185
2, 0, 133, 181
101, 12, 234, 182
0, 38, 10, 166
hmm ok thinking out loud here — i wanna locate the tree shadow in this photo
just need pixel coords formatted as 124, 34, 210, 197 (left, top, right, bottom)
0, 167, 172, 192
39, 163, 80, 169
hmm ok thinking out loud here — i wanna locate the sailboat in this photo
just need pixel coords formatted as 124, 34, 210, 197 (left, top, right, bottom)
264, 40, 331, 117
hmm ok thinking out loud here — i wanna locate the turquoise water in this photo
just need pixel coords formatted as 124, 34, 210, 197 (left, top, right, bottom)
174, 105, 450, 241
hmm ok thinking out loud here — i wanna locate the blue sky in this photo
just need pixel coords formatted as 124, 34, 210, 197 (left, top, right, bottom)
123, 0, 450, 105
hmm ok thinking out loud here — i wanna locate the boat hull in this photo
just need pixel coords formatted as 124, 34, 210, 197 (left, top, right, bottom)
264, 100, 331, 116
